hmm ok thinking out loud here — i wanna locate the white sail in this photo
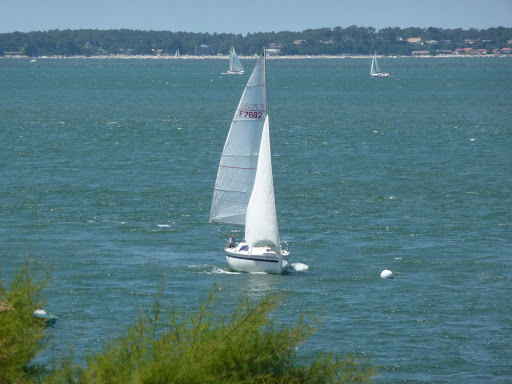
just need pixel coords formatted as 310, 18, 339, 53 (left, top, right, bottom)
245, 115, 280, 250
210, 53, 266, 225
228, 46, 244, 73
374, 53, 382, 73
370, 54, 378, 75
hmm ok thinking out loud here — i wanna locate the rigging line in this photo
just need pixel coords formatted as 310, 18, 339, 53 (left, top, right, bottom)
211, 221, 232, 237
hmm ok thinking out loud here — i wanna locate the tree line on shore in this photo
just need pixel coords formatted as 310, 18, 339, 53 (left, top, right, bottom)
0, 26, 511, 57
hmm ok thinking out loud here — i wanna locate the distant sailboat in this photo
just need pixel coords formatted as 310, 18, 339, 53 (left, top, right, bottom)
370, 53, 390, 78
210, 51, 289, 274
227, 46, 244, 74
174, 50, 180, 58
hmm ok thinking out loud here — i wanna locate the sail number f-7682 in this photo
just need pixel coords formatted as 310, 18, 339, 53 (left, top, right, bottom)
239, 110, 264, 118
238, 103, 265, 119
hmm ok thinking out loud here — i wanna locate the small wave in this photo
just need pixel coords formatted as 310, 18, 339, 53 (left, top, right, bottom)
157, 224, 171, 228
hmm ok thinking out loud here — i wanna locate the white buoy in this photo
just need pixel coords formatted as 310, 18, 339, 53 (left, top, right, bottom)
381, 269, 394, 279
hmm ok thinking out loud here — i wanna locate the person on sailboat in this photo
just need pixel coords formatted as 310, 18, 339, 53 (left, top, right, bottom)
228, 235, 236, 248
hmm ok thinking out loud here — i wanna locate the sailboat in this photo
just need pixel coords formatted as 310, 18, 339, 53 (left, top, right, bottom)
210, 51, 289, 274
370, 53, 390, 78
174, 50, 180, 58
226, 46, 244, 74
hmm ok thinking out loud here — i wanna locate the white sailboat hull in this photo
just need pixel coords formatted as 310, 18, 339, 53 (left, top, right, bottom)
370, 72, 390, 78
225, 243, 289, 274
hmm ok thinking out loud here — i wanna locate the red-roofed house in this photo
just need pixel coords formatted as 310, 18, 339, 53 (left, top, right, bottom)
407, 37, 422, 45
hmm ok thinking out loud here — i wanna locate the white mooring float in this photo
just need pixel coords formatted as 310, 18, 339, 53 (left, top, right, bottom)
380, 269, 394, 279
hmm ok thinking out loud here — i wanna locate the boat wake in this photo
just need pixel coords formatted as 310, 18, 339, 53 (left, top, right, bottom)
218, 262, 310, 274
189, 263, 308, 275
186, 264, 240, 274
208, 266, 241, 274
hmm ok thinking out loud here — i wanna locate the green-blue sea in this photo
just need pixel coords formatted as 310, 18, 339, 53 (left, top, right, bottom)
1, 56, 511, 383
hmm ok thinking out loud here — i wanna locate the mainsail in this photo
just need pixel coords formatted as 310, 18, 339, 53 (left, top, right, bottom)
210, 53, 266, 225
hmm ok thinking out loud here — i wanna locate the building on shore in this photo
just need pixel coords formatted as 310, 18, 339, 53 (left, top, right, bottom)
195, 44, 215, 56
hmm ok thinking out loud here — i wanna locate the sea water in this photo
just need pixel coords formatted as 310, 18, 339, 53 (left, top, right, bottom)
1, 56, 511, 383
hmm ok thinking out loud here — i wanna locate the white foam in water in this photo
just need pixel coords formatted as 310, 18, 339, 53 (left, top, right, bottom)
290, 263, 309, 272
209, 266, 240, 274
157, 224, 171, 228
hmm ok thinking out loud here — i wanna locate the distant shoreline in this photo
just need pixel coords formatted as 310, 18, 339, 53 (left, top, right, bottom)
2, 54, 510, 60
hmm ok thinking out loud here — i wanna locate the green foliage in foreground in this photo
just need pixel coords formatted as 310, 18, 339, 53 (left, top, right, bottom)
0, 260, 51, 383
50, 287, 375, 384
1, 261, 376, 384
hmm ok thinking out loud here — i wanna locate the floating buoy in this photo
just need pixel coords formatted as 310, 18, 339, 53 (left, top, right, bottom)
380, 269, 394, 279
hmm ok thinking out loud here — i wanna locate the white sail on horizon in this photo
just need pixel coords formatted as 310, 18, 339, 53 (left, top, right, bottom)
228, 46, 244, 73
371, 54, 380, 75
